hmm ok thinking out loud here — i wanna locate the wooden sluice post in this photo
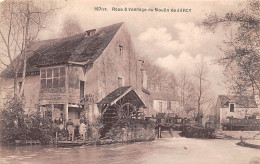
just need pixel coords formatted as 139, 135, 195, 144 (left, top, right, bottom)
56, 132, 58, 142
158, 126, 162, 138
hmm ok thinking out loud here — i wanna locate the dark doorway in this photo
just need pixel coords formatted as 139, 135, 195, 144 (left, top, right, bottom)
80, 81, 85, 100
230, 104, 234, 112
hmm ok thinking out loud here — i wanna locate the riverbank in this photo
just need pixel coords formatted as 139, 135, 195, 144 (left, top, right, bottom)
55, 138, 155, 147
215, 131, 260, 140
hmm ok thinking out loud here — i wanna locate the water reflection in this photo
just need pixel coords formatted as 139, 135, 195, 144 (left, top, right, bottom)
1, 139, 260, 164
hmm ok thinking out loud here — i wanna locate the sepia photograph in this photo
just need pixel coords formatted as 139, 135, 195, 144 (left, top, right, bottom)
0, 0, 259, 163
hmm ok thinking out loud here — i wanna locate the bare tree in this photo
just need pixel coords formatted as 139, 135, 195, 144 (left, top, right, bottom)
194, 62, 207, 123
194, 62, 214, 124
0, 0, 56, 100
177, 70, 197, 117
202, 0, 260, 96
178, 70, 188, 107
60, 16, 83, 37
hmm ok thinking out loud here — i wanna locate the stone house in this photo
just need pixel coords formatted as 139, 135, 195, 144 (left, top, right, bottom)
1, 22, 151, 126
150, 91, 181, 124
150, 91, 180, 114
215, 95, 260, 125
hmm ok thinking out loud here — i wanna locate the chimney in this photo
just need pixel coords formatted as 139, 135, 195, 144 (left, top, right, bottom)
138, 60, 148, 90
141, 69, 148, 89
85, 29, 96, 37
118, 77, 124, 87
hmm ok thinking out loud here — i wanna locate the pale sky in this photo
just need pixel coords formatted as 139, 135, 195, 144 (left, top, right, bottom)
3, 0, 246, 96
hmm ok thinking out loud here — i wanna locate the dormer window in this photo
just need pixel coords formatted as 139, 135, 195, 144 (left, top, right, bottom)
85, 29, 96, 37
230, 103, 234, 112
119, 45, 123, 57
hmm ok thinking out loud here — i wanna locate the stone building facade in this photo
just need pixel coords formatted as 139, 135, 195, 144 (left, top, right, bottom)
215, 95, 260, 125
1, 23, 151, 126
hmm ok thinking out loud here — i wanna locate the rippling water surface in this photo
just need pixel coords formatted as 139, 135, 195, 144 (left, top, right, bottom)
1, 138, 260, 164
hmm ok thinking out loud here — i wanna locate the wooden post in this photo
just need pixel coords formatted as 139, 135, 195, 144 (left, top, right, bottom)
232, 118, 233, 131
56, 132, 58, 142
160, 127, 162, 138
158, 126, 162, 138
157, 128, 160, 138
64, 103, 69, 123
51, 104, 54, 122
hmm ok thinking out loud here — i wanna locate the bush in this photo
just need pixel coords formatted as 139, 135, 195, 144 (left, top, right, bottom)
28, 111, 53, 144
0, 99, 29, 144
181, 125, 215, 138
0, 99, 53, 145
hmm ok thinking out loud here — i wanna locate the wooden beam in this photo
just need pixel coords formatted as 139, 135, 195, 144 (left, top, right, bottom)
101, 104, 109, 116
110, 87, 132, 106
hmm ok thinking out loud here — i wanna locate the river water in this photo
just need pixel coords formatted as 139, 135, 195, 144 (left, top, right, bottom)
1, 138, 260, 164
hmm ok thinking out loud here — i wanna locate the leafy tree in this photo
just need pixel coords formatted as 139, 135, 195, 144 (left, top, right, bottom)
202, 0, 260, 96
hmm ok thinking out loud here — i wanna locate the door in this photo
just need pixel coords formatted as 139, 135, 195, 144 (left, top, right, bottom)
80, 81, 84, 100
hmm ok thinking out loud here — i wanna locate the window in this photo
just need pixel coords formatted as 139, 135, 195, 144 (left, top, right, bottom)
230, 103, 234, 112
119, 45, 123, 57
159, 102, 162, 112
167, 101, 171, 110
41, 67, 66, 89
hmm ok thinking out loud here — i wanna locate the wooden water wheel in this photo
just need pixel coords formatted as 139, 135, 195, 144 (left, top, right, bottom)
114, 102, 138, 120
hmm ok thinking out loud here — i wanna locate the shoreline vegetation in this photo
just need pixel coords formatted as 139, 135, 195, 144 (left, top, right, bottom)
1, 99, 260, 148
0, 99, 156, 146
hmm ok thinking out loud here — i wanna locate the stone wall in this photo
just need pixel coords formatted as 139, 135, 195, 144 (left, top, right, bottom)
94, 23, 140, 102
0, 75, 40, 113
121, 127, 156, 142
105, 120, 156, 142
153, 99, 180, 113
220, 107, 260, 124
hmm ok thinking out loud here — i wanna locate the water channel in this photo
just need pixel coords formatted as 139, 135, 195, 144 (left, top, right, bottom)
1, 138, 260, 164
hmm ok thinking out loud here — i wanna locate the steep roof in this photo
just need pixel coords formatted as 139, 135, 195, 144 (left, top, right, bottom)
150, 91, 177, 101
1, 22, 123, 78
217, 95, 257, 108
98, 86, 132, 104
98, 86, 146, 109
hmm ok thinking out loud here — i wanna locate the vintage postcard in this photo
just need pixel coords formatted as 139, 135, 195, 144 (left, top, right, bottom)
0, 0, 259, 163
